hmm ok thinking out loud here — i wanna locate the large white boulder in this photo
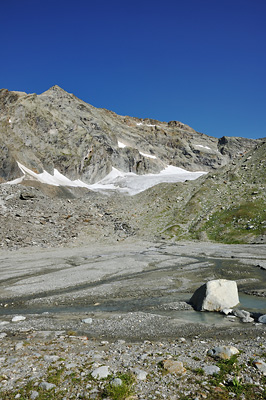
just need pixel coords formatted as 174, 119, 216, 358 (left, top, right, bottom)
190, 279, 239, 311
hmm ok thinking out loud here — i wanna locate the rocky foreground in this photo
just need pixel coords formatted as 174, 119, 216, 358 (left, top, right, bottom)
0, 240, 265, 399
0, 328, 266, 400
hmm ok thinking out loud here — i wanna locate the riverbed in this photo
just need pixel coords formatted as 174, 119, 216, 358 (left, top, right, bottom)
0, 240, 266, 340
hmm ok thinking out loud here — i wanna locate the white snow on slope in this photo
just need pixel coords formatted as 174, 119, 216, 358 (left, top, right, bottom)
194, 144, 211, 150
92, 166, 206, 195
139, 151, 157, 159
136, 122, 156, 127
118, 141, 126, 148
117, 140, 157, 159
7, 162, 206, 196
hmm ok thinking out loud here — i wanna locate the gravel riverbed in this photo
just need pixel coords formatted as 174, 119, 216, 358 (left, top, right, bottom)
0, 240, 265, 399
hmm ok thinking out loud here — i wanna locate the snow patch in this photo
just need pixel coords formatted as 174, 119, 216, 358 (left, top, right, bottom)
194, 144, 211, 150
118, 141, 127, 148
6, 162, 206, 196
136, 122, 156, 127
91, 165, 206, 195
139, 151, 157, 159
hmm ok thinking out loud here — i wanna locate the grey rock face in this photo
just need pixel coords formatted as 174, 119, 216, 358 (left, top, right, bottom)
0, 86, 258, 184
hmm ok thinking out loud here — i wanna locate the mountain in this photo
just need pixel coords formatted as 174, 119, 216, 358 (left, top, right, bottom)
0, 85, 265, 248
0, 86, 257, 185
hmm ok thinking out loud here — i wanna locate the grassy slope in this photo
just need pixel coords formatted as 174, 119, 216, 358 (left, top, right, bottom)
134, 141, 266, 244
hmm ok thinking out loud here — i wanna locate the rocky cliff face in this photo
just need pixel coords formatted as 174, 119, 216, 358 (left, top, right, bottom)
0, 85, 258, 184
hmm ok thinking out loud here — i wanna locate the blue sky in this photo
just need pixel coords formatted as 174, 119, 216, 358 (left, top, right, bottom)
1, 0, 265, 139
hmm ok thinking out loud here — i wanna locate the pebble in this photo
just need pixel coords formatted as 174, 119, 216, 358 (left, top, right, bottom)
15, 342, 24, 351
91, 365, 110, 379
203, 365, 220, 375
39, 381, 56, 390
162, 360, 186, 374
43, 355, 60, 362
30, 391, 39, 399
12, 315, 26, 322
111, 378, 123, 387
132, 368, 148, 380
82, 318, 93, 324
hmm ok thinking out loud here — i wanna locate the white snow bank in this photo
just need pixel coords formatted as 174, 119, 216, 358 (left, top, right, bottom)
194, 144, 211, 150
6, 162, 206, 196
91, 165, 206, 195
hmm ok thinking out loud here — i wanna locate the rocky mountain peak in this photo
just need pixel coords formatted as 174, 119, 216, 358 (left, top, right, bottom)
0, 86, 259, 187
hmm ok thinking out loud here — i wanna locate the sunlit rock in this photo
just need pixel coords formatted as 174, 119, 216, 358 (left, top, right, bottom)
189, 279, 239, 312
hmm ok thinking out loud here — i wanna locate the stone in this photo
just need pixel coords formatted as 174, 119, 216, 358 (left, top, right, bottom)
15, 342, 24, 351
111, 378, 123, 387
258, 314, 266, 324
221, 308, 233, 315
30, 391, 39, 400
82, 318, 93, 324
132, 368, 148, 380
0, 321, 10, 326
203, 365, 220, 375
12, 315, 26, 322
242, 315, 254, 323
91, 366, 110, 379
190, 279, 239, 311
44, 355, 60, 362
207, 346, 239, 360
39, 381, 56, 390
233, 309, 254, 323
162, 360, 186, 374
0, 333, 7, 339
253, 359, 266, 375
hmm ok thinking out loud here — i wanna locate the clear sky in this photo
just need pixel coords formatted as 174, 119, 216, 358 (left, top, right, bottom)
1, 0, 265, 139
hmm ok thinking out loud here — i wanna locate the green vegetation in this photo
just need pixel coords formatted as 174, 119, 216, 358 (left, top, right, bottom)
200, 200, 266, 243
205, 355, 266, 400
102, 373, 135, 400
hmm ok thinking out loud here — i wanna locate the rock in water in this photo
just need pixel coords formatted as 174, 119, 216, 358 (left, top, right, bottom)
258, 314, 266, 324
189, 279, 239, 311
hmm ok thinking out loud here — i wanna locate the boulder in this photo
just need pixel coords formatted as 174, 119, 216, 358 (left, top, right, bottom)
233, 309, 254, 323
207, 345, 239, 360
189, 279, 239, 311
162, 360, 186, 375
258, 314, 266, 324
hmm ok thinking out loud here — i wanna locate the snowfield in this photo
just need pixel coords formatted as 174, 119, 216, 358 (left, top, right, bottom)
7, 162, 207, 196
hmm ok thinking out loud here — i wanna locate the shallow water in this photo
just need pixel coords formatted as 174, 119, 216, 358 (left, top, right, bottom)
1, 250, 265, 327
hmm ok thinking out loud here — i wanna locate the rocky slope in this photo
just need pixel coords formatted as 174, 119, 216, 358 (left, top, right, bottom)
132, 140, 266, 244
0, 86, 258, 184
